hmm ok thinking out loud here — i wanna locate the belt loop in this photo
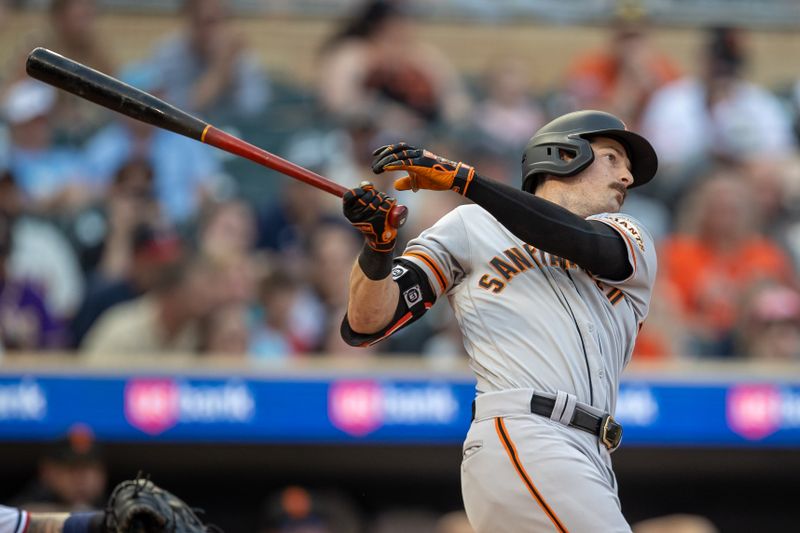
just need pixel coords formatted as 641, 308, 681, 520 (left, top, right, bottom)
550, 391, 577, 426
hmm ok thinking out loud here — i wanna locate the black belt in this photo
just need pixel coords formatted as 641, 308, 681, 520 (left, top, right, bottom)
472, 393, 623, 451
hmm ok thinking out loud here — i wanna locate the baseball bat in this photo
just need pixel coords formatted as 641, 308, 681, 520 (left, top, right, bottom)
24, 47, 408, 228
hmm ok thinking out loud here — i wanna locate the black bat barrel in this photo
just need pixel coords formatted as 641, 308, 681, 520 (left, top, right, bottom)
25, 47, 207, 140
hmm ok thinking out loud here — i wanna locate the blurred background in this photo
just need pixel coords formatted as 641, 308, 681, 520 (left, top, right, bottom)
0, 0, 799, 531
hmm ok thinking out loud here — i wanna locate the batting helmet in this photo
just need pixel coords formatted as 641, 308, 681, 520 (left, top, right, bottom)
521, 110, 658, 193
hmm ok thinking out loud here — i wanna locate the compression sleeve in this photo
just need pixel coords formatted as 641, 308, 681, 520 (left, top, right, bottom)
464, 174, 632, 280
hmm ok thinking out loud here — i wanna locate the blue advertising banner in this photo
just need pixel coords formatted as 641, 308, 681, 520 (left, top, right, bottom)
1, 373, 800, 447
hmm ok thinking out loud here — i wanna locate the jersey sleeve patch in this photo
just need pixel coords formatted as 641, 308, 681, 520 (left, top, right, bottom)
603, 214, 646, 253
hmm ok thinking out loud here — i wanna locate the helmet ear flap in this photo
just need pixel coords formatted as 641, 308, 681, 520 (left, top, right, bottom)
521, 135, 595, 193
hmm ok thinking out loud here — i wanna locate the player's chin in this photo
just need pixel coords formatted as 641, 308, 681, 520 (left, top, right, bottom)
609, 193, 625, 212
600, 198, 622, 213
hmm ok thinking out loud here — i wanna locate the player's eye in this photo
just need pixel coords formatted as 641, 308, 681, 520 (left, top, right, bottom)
605, 153, 617, 164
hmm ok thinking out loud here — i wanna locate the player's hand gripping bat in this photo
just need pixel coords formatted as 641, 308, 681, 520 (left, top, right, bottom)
24, 47, 408, 228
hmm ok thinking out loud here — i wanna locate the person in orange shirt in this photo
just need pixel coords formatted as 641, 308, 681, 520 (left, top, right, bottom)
660, 171, 795, 356
564, 14, 681, 130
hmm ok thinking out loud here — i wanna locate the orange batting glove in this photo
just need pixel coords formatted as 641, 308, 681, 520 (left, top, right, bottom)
372, 143, 476, 196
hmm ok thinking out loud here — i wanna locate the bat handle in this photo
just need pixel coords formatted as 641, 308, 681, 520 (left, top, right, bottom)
388, 204, 408, 229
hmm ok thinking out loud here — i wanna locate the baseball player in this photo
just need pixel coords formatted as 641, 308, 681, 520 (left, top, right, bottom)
0, 476, 217, 532
341, 110, 658, 532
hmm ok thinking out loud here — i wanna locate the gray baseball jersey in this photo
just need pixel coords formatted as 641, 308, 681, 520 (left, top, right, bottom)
0, 505, 28, 533
399, 203, 656, 532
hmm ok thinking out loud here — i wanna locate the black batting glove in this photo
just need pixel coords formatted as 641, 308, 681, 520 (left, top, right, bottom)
343, 182, 398, 254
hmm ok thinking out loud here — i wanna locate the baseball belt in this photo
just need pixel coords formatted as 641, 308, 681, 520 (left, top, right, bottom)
530, 394, 623, 452
471, 392, 623, 452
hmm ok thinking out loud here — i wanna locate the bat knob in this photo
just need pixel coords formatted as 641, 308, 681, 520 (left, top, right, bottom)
388, 204, 408, 229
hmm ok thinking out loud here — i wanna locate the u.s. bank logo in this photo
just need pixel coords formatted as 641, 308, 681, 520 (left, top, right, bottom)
403, 285, 422, 307
392, 265, 408, 280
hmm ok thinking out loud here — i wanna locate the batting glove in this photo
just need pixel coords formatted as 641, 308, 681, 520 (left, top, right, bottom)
372, 142, 476, 196
343, 182, 398, 253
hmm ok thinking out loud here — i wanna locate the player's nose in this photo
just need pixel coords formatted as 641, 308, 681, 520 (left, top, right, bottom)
619, 169, 634, 188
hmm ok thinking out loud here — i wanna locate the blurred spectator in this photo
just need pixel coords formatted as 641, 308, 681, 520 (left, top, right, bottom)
212, 250, 259, 308
256, 179, 339, 264
45, 0, 113, 77
0, 211, 66, 350
68, 158, 161, 280
84, 62, 226, 226
435, 511, 474, 533
317, 0, 470, 137
640, 27, 797, 202
12, 424, 107, 512
738, 158, 800, 261
145, 0, 270, 122
2, 79, 96, 215
258, 486, 362, 533
659, 172, 795, 356
736, 284, 800, 361
632, 277, 688, 360
632, 514, 718, 533
0, 0, 113, 144
563, 6, 681, 129
45, 0, 114, 144
793, 79, 800, 142
201, 302, 250, 356
69, 224, 184, 348
279, 115, 428, 216
371, 508, 439, 533
1, 170, 85, 320
197, 199, 257, 262
471, 57, 546, 157
770, 155, 800, 267
81, 255, 222, 357
305, 220, 383, 356
309, 221, 362, 317
250, 264, 321, 359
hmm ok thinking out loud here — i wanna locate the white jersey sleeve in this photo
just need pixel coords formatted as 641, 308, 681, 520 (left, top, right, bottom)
0, 505, 28, 533
587, 212, 657, 322
401, 206, 471, 298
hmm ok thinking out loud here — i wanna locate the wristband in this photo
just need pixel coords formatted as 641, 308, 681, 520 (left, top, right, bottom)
358, 244, 393, 280
450, 162, 476, 196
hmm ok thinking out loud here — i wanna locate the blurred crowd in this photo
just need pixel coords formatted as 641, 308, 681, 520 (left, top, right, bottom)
0, 0, 800, 367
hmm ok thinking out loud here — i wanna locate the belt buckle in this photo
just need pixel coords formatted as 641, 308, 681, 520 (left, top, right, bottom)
600, 415, 623, 452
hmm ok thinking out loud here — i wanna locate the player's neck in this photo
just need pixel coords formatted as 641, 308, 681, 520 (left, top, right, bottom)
534, 189, 590, 218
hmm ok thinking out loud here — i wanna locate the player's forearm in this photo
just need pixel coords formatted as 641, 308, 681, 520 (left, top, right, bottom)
27, 513, 67, 532
346, 256, 399, 334
464, 175, 631, 279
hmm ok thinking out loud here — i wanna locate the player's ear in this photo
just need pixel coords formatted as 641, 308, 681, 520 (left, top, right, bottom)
558, 148, 576, 162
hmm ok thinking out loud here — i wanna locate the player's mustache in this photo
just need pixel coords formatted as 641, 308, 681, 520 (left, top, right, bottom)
610, 182, 627, 200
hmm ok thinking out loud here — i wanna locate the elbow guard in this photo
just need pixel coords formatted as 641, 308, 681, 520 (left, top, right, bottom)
340, 259, 437, 347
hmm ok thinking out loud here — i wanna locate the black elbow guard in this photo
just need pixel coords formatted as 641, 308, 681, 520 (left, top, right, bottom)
340, 259, 437, 347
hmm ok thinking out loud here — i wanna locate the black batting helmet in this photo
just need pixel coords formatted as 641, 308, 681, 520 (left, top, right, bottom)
520, 110, 658, 193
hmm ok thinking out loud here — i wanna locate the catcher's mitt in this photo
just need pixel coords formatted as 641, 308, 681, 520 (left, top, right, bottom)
105, 475, 221, 533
